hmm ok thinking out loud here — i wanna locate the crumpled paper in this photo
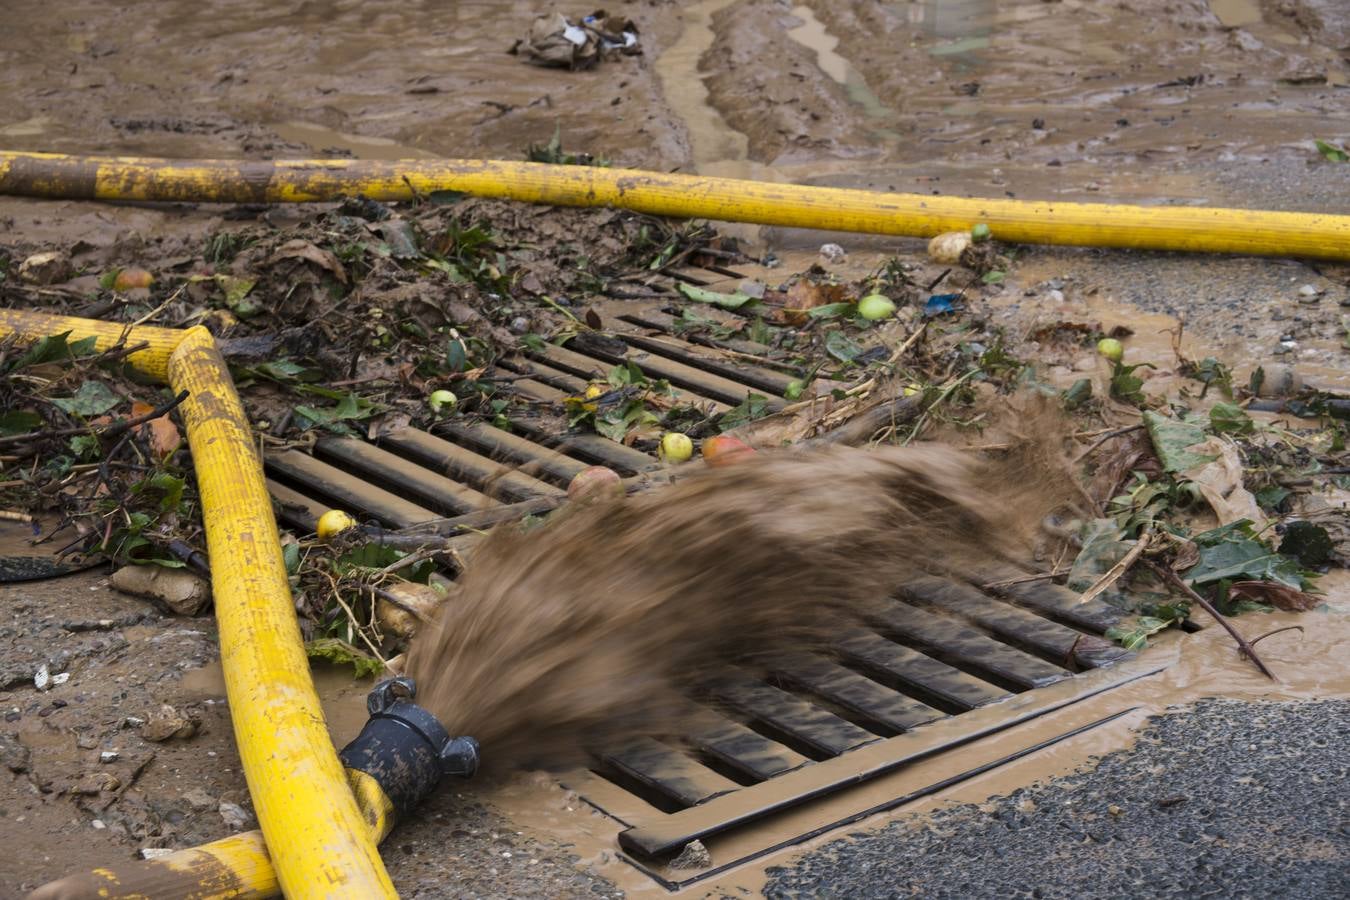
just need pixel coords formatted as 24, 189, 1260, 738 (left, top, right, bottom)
512, 11, 640, 70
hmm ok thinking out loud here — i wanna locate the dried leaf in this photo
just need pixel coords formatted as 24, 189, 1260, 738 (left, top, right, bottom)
1228, 580, 1321, 612
1181, 436, 1268, 531
268, 239, 349, 284
130, 401, 181, 457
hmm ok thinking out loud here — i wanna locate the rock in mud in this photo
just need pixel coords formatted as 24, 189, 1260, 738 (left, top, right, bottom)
140, 704, 201, 742
0, 732, 30, 772
218, 800, 254, 832
18, 250, 73, 285
669, 839, 712, 870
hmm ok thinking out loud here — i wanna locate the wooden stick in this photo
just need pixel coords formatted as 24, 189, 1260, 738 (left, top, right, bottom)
1146, 560, 1277, 680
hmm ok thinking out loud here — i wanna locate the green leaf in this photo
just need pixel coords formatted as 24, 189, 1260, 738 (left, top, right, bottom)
0, 410, 42, 436
1279, 521, 1333, 567
293, 392, 378, 431
144, 472, 186, 512
1314, 139, 1349, 163
677, 282, 754, 309
607, 361, 648, 387
52, 381, 122, 417
718, 393, 770, 432
1188, 521, 1305, 589
5, 331, 98, 374
981, 270, 1006, 285
807, 302, 856, 320
1209, 401, 1254, 436
519, 333, 547, 352
1109, 361, 1153, 405
824, 330, 863, 363
1061, 378, 1092, 410
1143, 410, 1216, 473
446, 339, 468, 372
69, 433, 101, 460
304, 638, 384, 678
282, 542, 302, 576
1106, 615, 1175, 650
1254, 485, 1291, 512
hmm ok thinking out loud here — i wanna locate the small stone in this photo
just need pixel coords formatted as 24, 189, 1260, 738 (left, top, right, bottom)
99, 750, 120, 764
509, 316, 530, 334
218, 800, 253, 832
141, 704, 201, 742
1297, 284, 1319, 298
139, 848, 175, 860
739, 279, 767, 299
19, 250, 73, 285
0, 733, 30, 773
1046, 289, 1065, 304
819, 243, 847, 264
183, 787, 217, 811
1108, 804, 1123, 816
669, 839, 712, 870
91, 819, 107, 830
34, 665, 50, 691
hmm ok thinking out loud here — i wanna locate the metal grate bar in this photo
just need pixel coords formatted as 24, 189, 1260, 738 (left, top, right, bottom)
707, 675, 879, 758
686, 707, 810, 782
314, 436, 498, 516
615, 308, 779, 359
834, 630, 1012, 712
501, 352, 729, 411
375, 427, 562, 503
772, 654, 948, 734
899, 576, 1130, 670
558, 337, 783, 410
266, 478, 328, 532
436, 421, 591, 486
505, 417, 658, 475
265, 450, 438, 529
601, 737, 740, 808
872, 601, 1072, 692
601, 330, 796, 397
967, 565, 1125, 634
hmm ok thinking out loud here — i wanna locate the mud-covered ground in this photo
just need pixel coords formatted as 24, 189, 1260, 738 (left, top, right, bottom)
2, 1, 1350, 897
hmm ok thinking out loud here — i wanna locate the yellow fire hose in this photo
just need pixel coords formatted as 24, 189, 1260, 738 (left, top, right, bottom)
2, 150, 1349, 260
1, 311, 398, 900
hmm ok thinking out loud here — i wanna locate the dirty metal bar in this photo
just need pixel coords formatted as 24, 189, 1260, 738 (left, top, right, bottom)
601, 738, 741, 808
772, 654, 947, 734
266, 478, 329, 532
618, 659, 1168, 858
512, 346, 733, 412
899, 576, 1131, 670
834, 630, 1012, 712
611, 331, 797, 397
507, 416, 658, 475
266, 450, 439, 529
873, 601, 1072, 692
557, 337, 783, 410
615, 309, 778, 359
376, 427, 562, 502
967, 564, 1126, 634
706, 675, 879, 758
315, 436, 498, 516
497, 354, 591, 394
436, 421, 590, 485
686, 708, 810, 782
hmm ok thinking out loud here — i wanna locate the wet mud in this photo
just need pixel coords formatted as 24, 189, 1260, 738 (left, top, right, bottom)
2, 0, 1349, 896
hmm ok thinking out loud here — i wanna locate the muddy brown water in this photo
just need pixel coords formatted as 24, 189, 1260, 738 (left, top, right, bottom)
3, 0, 1350, 894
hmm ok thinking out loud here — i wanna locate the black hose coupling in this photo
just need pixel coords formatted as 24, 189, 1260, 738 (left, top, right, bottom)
339, 676, 479, 817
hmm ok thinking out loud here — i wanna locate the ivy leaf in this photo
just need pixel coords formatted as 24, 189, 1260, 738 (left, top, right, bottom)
0, 410, 43, 436
305, 638, 384, 678
1143, 410, 1217, 473
824, 330, 862, 363
1209, 401, 1253, 436
1314, 139, 1349, 163
1187, 521, 1307, 589
6, 332, 98, 374
52, 381, 122, 417
718, 393, 771, 432
1106, 615, 1175, 650
677, 282, 754, 309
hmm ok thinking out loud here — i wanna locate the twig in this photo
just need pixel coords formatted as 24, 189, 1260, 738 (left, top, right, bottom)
1249, 625, 1303, 648
901, 368, 981, 446
0, 509, 34, 524
0, 390, 190, 447
1073, 423, 1145, 462
1146, 560, 1277, 680
1077, 529, 1152, 606
129, 285, 186, 327
982, 568, 1070, 590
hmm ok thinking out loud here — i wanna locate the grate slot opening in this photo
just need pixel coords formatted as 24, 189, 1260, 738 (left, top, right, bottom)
681, 745, 763, 788
588, 765, 689, 815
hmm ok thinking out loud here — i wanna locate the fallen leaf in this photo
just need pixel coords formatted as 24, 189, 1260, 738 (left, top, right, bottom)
1228, 580, 1321, 612
1181, 436, 1267, 531
130, 402, 181, 456
268, 239, 349, 284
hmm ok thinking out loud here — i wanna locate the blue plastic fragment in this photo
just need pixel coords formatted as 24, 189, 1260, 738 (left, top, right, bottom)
923, 293, 961, 317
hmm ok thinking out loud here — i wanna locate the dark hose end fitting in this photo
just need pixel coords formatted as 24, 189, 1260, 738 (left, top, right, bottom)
339, 676, 479, 817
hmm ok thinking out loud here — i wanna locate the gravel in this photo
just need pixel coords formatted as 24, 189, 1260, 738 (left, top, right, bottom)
765, 699, 1350, 899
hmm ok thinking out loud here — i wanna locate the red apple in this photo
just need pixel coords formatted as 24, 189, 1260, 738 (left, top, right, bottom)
702, 434, 756, 468
567, 466, 624, 501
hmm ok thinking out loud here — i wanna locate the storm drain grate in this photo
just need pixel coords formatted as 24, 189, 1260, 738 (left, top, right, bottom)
261, 297, 1157, 889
